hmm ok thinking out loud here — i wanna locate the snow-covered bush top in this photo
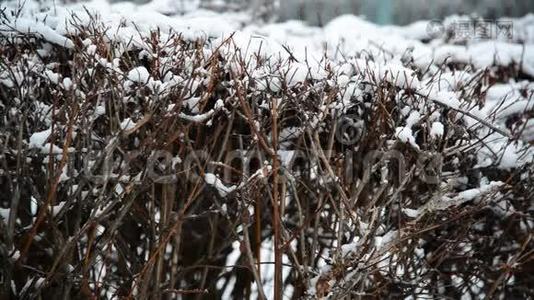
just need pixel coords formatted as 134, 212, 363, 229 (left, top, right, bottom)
0, 1, 533, 299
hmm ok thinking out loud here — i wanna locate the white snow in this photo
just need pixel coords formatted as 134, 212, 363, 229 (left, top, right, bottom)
0, 207, 10, 220
120, 118, 136, 131
179, 110, 215, 123
406, 111, 421, 128
0, 18, 75, 48
402, 208, 420, 218
86, 44, 97, 55
455, 181, 504, 202
28, 129, 64, 154
51, 202, 66, 217
427, 90, 462, 110
427, 181, 505, 211
395, 126, 420, 150
29, 129, 51, 148
499, 143, 521, 169
44, 70, 60, 84
430, 121, 444, 138
204, 173, 236, 197
62, 77, 73, 90
126, 67, 150, 83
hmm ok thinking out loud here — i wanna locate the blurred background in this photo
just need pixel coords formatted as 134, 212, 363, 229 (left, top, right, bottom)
110, 0, 534, 25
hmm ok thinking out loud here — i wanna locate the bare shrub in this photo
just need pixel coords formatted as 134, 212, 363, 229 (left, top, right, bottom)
0, 9, 533, 300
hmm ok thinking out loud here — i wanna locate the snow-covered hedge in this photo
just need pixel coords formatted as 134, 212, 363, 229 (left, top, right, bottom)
0, 2, 533, 299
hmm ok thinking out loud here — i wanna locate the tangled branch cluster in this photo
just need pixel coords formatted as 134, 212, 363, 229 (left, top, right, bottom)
0, 9, 533, 299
